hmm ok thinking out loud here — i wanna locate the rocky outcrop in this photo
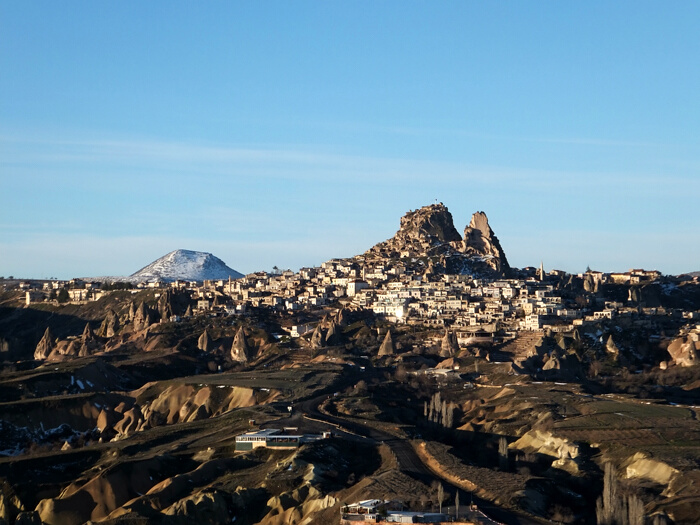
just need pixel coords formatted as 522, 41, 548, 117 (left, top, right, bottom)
367, 203, 461, 259
324, 321, 339, 346
230, 327, 250, 363
667, 335, 698, 367
378, 330, 394, 356
163, 490, 229, 524
35, 489, 96, 525
310, 325, 325, 350
440, 330, 459, 358
461, 211, 510, 273
606, 335, 620, 360
14, 511, 40, 525
127, 301, 137, 322
365, 204, 509, 276
114, 405, 145, 437
510, 429, 583, 475
624, 452, 679, 487
133, 302, 154, 332
158, 291, 174, 319
97, 309, 120, 338
33, 328, 55, 361
542, 351, 561, 371
397, 204, 462, 243
0, 483, 24, 524
198, 330, 213, 352
106, 385, 275, 440
78, 323, 99, 357
336, 308, 349, 327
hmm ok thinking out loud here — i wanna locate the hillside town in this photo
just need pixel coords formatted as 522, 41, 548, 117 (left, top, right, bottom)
8, 206, 700, 370
2, 205, 700, 525
11, 264, 700, 369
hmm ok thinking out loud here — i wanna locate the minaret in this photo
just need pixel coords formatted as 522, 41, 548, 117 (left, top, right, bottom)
538, 261, 545, 281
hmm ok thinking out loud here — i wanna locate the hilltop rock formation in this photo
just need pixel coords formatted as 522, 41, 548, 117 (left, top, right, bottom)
462, 211, 510, 273
367, 204, 461, 259
231, 327, 250, 363
366, 204, 509, 276
33, 328, 55, 361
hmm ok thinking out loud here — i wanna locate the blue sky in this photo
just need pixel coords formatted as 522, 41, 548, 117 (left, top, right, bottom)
1, 2, 699, 278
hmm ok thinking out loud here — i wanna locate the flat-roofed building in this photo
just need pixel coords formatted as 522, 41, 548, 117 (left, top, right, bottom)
235, 428, 331, 451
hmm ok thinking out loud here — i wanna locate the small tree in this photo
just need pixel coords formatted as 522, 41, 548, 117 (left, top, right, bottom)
437, 482, 444, 514
455, 491, 460, 520
57, 288, 69, 303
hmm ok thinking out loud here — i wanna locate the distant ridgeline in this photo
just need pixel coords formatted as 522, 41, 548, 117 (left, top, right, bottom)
129, 249, 243, 283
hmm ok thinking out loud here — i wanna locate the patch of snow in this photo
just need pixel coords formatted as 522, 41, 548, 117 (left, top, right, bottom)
130, 249, 243, 282
661, 283, 677, 295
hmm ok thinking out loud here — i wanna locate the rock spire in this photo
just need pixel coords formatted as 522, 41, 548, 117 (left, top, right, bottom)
310, 325, 326, 350
378, 330, 395, 356
34, 327, 55, 361
198, 330, 213, 352
440, 330, 460, 358
231, 326, 250, 363
462, 211, 510, 272
98, 309, 120, 338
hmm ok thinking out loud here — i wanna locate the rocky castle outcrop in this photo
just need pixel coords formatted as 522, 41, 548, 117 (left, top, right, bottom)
366, 203, 509, 275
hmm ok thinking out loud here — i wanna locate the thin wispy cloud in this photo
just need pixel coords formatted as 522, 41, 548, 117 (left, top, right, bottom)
3, 131, 677, 188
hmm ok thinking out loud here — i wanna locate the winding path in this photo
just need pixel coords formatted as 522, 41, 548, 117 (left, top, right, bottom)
296, 393, 544, 525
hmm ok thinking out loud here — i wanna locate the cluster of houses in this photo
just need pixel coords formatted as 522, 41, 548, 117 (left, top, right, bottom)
21, 278, 109, 305
14, 262, 698, 340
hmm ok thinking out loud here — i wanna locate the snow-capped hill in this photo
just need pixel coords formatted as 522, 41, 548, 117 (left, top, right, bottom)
130, 250, 243, 282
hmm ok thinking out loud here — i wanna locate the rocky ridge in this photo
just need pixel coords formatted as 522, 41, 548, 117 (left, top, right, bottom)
365, 204, 510, 275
